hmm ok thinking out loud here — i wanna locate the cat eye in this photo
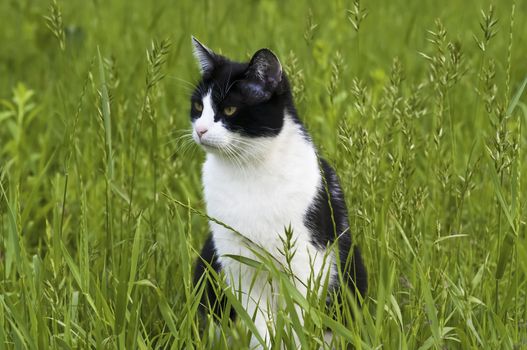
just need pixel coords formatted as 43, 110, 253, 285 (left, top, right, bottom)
223, 106, 237, 116
193, 102, 203, 112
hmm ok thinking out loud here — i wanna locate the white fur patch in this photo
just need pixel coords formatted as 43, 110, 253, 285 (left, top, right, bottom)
192, 91, 230, 149
197, 92, 215, 126
201, 115, 335, 347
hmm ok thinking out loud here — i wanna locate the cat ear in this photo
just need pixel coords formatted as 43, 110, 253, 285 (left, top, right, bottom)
192, 36, 216, 75
240, 49, 282, 104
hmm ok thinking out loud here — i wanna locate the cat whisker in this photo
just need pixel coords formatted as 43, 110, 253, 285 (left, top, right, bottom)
166, 75, 195, 87
227, 142, 266, 171
165, 76, 197, 94
164, 129, 195, 144
224, 144, 246, 172
165, 128, 189, 137
227, 137, 271, 166
166, 133, 194, 148
173, 135, 200, 157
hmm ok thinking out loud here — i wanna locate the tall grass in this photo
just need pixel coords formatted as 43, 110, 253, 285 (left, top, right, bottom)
0, 0, 526, 348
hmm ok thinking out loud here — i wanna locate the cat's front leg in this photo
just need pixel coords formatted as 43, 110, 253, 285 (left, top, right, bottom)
249, 311, 272, 349
225, 262, 275, 349
242, 287, 274, 349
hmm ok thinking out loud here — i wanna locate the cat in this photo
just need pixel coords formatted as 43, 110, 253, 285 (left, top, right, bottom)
190, 37, 367, 348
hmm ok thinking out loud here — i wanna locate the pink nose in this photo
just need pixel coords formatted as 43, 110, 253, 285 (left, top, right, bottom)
196, 126, 208, 138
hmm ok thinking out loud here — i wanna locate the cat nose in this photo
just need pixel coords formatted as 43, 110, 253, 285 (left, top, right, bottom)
196, 125, 208, 138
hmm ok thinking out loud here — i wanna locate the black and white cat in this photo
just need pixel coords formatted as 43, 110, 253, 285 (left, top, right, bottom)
190, 37, 367, 347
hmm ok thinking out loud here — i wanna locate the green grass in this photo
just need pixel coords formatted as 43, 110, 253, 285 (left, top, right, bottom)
1, 0, 526, 348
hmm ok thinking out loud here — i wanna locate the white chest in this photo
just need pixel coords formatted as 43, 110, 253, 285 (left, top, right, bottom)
202, 123, 320, 259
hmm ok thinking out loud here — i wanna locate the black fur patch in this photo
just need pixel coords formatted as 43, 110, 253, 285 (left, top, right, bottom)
304, 159, 368, 299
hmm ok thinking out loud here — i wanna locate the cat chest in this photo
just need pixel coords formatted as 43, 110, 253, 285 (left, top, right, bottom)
203, 168, 320, 244
205, 175, 312, 236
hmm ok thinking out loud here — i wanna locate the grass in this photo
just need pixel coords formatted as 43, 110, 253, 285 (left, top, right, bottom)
0, 0, 526, 348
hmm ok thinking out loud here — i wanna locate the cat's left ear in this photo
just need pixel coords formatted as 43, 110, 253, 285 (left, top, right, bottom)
192, 36, 217, 75
240, 49, 283, 104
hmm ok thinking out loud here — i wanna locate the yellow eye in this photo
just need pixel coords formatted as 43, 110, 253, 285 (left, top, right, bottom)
193, 102, 203, 112
223, 106, 237, 116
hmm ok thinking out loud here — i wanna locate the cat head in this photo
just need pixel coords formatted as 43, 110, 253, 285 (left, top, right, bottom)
189, 37, 292, 159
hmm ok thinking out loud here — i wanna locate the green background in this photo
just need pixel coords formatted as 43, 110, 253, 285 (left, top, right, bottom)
1, 0, 526, 348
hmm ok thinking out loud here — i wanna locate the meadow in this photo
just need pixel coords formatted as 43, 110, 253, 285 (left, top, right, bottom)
1, 0, 526, 348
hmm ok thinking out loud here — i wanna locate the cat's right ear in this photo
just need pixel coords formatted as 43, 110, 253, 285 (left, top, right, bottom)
192, 36, 216, 75
239, 49, 283, 104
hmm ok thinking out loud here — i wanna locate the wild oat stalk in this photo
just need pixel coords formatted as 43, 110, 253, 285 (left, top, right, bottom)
473, 5, 499, 53
347, 0, 368, 32
284, 51, 306, 104
472, 4, 499, 139
350, 78, 369, 119
146, 39, 171, 90
303, 8, 318, 45
326, 51, 343, 104
505, 2, 515, 103
482, 50, 519, 315
486, 100, 512, 176
347, 0, 368, 73
127, 38, 170, 220
278, 225, 298, 278
104, 56, 121, 90
420, 19, 464, 214
382, 57, 404, 138
44, 0, 65, 51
